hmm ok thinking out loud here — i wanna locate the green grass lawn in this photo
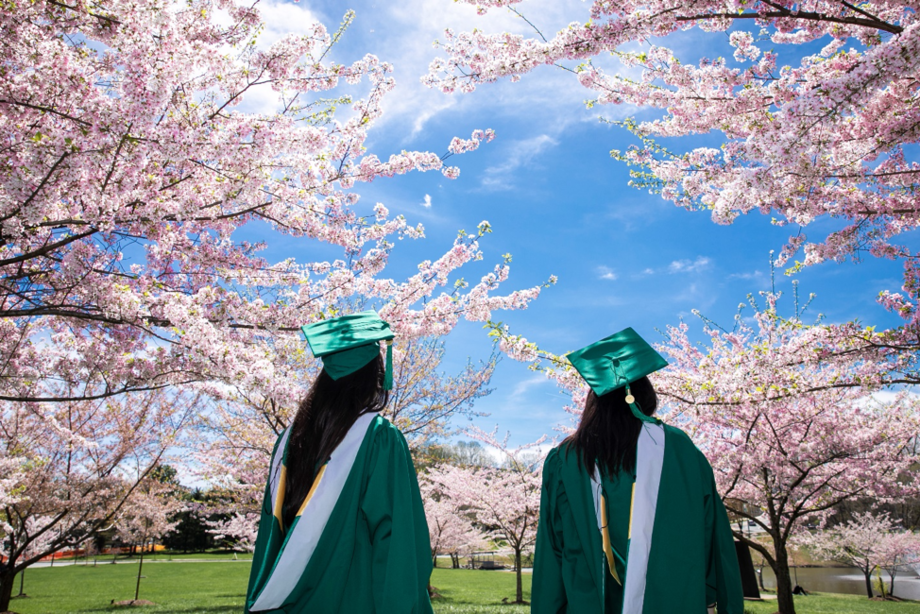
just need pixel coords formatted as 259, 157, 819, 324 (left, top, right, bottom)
741, 593, 920, 614
5, 562, 916, 614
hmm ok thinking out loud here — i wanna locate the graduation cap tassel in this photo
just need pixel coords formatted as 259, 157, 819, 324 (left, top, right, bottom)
384, 340, 394, 391
626, 386, 656, 424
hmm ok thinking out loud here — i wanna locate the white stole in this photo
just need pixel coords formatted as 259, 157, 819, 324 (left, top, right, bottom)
590, 422, 665, 614
250, 412, 378, 612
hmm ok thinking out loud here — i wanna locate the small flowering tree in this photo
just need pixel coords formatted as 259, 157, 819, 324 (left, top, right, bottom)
206, 512, 259, 556
388, 338, 498, 449
116, 480, 183, 603
430, 428, 544, 604
420, 468, 487, 569
803, 512, 920, 599
876, 529, 920, 599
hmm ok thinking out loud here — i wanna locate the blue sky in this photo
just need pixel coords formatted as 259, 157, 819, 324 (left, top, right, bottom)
240, 0, 918, 445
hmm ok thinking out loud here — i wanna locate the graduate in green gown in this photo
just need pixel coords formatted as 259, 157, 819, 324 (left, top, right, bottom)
245, 311, 433, 614
532, 328, 743, 614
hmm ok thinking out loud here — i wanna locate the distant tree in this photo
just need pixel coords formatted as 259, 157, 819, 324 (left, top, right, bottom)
388, 339, 497, 449
206, 512, 259, 556
116, 480, 183, 602
420, 468, 487, 568
423, 440, 495, 469
875, 528, 920, 599
161, 490, 218, 554
431, 429, 544, 604
803, 512, 920, 599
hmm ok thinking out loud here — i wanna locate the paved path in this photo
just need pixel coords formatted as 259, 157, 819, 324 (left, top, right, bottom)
30, 558, 254, 568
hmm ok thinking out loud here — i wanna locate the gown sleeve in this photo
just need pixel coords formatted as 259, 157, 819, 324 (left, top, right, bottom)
532, 450, 568, 614
360, 423, 434, 614
702, 458, 744, 613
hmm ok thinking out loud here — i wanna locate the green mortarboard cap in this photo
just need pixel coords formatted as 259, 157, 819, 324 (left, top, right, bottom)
566, 327, 668, 423
301, 311, 395, 389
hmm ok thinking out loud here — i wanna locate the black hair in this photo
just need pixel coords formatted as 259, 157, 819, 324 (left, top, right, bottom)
561, 375, 657, 478
282, 354, 388, 528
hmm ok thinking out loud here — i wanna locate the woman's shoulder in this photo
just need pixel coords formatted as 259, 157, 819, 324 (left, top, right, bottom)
662, 423, 711, 466
662, 422, 695, 446
367, 414, 410, 449
542, 443, 576, 475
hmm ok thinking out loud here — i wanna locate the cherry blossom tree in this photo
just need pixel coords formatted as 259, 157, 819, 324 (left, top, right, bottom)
116, 479, 182, 603
487, 290, 920, 614
803, 511, 920, 599
429, 428, 544, 604
0, 388, 199, 611
876, 528, 920, 599
206, 512, 259, 555
651, 302, 920, 612
2, 0, 549, 410
420, 466, 488, 569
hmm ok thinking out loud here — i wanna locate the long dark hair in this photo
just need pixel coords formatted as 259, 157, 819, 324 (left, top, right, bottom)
282, 354, 388, 528
562, 376, 657, 478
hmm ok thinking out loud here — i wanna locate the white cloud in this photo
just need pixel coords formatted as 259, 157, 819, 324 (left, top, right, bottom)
668, 256, 711, 274
227, 0, 328, 117
366, 0, 598, 140
480, 134, 558, 191
422, 194, 432, 208
596, 265, 617, 281
728, 270, 763, 280
512, 375, 551, 396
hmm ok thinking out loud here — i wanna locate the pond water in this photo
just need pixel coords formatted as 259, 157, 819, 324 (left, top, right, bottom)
760, 566, 920, 600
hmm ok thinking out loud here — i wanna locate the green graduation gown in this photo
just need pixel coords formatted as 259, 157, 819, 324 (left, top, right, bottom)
246, 413, 434, 614
532, 423, 743, 614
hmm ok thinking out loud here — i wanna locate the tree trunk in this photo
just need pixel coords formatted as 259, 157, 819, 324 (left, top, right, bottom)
515, 549, 524, 604
0, 566, 17, 612
773, 542, 797, 614
134, 548, 145, 601
862, 569, 873, 598
15, 567, 24, 597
